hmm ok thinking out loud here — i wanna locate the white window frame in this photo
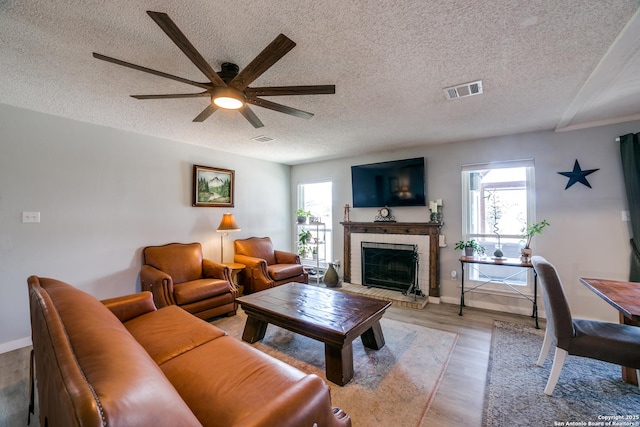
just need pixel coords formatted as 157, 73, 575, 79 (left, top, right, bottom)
297, 181, 333, 268
461, 159, 536, 294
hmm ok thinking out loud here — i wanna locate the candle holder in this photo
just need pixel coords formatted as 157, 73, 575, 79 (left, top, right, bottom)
429, 200, 442, 223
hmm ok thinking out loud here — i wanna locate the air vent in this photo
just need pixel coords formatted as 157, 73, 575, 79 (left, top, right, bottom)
251, 135, 275, 144
444, 80, 483, 100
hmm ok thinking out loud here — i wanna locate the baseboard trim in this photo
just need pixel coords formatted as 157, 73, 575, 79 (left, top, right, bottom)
0, 336, 32, 354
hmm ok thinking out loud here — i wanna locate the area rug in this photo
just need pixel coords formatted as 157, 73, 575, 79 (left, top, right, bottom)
212, 311, 458, 427
483, 321, 640, 427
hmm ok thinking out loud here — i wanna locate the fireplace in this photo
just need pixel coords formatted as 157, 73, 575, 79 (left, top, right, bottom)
341, 222, 441, 299
361, 242, 418, 293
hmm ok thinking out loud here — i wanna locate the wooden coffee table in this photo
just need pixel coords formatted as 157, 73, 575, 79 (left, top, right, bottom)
236, 282, 392, 385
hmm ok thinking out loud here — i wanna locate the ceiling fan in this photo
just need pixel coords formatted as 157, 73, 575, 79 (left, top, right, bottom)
93, 11, 335, 128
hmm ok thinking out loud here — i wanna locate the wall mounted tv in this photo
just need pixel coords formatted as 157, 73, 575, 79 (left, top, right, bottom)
351, 157, 426, 208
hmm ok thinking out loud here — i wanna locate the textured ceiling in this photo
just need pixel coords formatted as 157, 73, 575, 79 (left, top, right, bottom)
1, 1, 639, 165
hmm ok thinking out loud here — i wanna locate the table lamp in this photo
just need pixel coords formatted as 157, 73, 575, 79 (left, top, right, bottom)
216, 212, 241, 262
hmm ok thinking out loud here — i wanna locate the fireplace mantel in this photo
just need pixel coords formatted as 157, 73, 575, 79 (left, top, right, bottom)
340, 222, 442, 298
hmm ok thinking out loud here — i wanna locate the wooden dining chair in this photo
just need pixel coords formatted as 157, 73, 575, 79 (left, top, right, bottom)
532, 256, 640, 395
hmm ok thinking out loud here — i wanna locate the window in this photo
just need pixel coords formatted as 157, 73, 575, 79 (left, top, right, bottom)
297, 181, 333, 267
461, 160, 535, 288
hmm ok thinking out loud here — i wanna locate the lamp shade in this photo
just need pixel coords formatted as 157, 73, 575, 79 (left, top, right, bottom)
217, 213, 241, 232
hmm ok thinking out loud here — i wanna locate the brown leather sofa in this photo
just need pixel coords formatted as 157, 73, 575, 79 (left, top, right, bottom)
234, 237, 308, 294
140, 242, 237, 319
28, 276, 351, 427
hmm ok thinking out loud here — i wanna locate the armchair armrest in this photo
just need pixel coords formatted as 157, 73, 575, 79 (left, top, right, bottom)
274, 250, 301, 265
140, 264, 175, 308
202, 259, 233, 283
234, 254, 274, 292
234, 254, 267, 270
102, 291, 157, 323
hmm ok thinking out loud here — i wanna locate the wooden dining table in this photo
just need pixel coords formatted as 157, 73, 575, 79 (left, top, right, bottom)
580, 277, 640, 385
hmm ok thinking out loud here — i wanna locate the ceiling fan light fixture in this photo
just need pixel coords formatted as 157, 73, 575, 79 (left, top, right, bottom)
212, 88, 245, 109
94, 13, 334, 127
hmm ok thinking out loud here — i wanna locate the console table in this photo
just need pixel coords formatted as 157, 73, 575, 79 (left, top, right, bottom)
459, 256, 539, 328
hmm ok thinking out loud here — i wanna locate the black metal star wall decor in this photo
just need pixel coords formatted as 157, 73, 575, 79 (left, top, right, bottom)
557, 159, 599, 190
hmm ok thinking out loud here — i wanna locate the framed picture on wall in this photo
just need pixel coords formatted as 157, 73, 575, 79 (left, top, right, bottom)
193, 165, 235, 207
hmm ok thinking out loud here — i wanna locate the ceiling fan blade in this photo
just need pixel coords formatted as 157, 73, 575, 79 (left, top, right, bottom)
230, 34, 296, 91
245, 85, 336, 97
131, 92, 210, 100
193, 104, 218, 122
239, 106, 265, 128
93, 52, 212, 90
246, 98, 314, 119
146, 11, 226, 87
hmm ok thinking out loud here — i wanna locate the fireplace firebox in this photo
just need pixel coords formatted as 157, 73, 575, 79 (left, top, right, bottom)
361, 242, 420, 295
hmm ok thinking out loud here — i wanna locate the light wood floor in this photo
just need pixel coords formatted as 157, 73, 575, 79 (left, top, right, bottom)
384, 301, 542, 427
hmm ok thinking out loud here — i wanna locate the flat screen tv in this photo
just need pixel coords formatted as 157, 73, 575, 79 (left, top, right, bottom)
351, 157, 426, 208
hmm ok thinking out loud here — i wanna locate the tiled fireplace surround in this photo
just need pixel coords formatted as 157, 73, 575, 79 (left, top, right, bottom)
341, 222, 441, 303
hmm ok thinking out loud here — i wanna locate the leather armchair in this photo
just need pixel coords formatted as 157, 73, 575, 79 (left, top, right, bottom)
140, 242, 237, 319
234, 237, 308, 294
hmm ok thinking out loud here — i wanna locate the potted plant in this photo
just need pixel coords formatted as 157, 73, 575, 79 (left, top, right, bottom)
520, 219, 550, 261
455, 240, 486, 257
297, 229, 312, 257
296, 208, 312, 224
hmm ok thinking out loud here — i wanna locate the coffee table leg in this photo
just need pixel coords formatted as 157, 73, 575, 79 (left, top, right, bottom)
325, 342, 354, 386
242, 315, 268, 343
360, 321, 386, 350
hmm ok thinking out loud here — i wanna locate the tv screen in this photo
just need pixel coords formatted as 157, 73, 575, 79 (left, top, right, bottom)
351, 157, 426, 208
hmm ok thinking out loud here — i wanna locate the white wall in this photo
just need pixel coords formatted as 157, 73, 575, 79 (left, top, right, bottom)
291, 121, 640, 322
0, 103, 292, 352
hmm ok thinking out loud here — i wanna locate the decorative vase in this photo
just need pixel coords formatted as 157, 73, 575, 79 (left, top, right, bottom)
493, 244, 504, 258
520, 248, 533, 263
324, 263, 340, 288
